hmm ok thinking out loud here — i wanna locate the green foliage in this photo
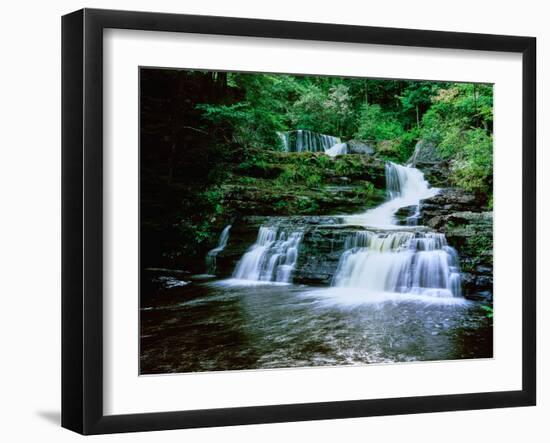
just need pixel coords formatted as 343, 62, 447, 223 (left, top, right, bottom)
333, 156, 363, 177
355, 104, 404, 141
362, 181, 376, 198
419, 83, 493, 197
274, 164, 322, 188
453, 228, 493, 273
481, 305, 494, 319
288, 83, 355, 136
315, 154, 333, 169
296, 198, 319, 213
449, 129, 493, 195
197, 73, 296, 150
306, 173, 323, 188
196, 72, 494, 229
237, 176, 257, 185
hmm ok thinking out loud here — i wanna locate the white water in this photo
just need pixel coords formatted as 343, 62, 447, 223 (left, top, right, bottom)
301, 287, 467, 309
232, 226, 302, 283
277, 130, 347, 157
330, 162, 462, 298
345, 162, 438, 229
205, 225, 231, 274
325, 142, 348, 157
332, 231, 462, 298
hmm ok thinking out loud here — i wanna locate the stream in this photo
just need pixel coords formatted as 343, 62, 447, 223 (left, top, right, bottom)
140, 281, 491, 373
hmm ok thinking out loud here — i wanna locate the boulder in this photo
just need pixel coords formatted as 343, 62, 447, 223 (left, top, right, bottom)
395, 205, 420, 226
293, 225, 361, 285
408, 140, 452, 186
408, 139, 443, 165
420, 188, 485, 224
346, 139, 376, 155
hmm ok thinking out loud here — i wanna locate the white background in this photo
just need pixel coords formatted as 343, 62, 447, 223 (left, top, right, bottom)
0, 0, 547, 441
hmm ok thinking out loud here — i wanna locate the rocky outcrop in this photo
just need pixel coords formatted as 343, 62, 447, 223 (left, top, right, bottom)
219, 154, 388, 216
323, 155, 387, 188
408, 140, 451, 187
408, 140, 442, 165
220, 181, 385, 216
214, 216, 347, 279
443, 212, 493, 300
419, 190, 493, 301
420, 188, 483, 220
293, 225, 365, 285
346, 139, 376, 155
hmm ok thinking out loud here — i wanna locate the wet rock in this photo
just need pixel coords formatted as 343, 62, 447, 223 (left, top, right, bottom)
420, 188, 481, 222
476, 265, 492, 274
417, 186, 493, 301
214, 215, 370, 285
215, 216, 349, 279
419, 207, 493, 301
472, 291, 493, 302
460, 272, 476, 288
293, 226, 359, 285
395, 205, 420, 225
396, 205, 418, 218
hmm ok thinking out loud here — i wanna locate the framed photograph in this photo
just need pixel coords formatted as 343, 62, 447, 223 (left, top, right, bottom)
62, 8, 536, 435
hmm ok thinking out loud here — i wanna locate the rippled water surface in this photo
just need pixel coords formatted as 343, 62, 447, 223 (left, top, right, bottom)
140, 278, 492, 374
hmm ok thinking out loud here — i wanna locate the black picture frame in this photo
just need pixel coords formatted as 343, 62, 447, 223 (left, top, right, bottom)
62, 8, 536, 435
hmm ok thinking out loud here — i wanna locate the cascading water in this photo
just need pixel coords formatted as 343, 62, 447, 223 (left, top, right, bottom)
228, 157, 462, 298
332, 231, 462, 297
205, 225, 231, 274
277, 131, 290, 152
232, 226, 303, 283
277, 130, 347, 157
325, 142, 348, 157
345, 162, 438, 228
334, 161, 462, 298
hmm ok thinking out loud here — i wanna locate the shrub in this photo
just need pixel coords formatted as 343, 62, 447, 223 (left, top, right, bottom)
448, 128, 493, 196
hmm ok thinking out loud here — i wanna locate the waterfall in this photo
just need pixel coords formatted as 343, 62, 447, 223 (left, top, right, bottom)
226, 155, 462, 299
277, 130, 347, 157
325, 142, 348, 157
232, 226, 302, 283
205, 225, 231, 274
332, 231, 462, 297
335, 162, 462, 299
277, 131, 290, 152
345, 162, 438, 228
